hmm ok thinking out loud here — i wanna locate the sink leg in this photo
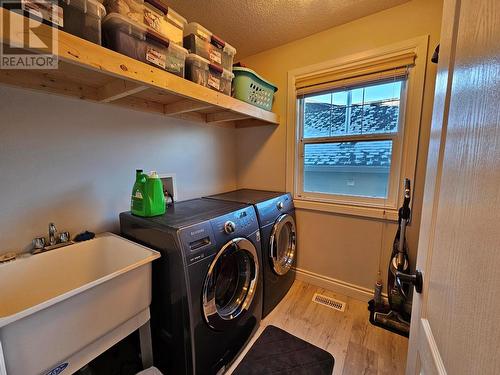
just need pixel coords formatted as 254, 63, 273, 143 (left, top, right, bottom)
0, 340, 7, 375
139, 320, 154, 369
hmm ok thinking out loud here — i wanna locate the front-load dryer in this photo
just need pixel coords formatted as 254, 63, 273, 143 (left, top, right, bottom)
120, 198, 263, 375
204, 189, 296, 318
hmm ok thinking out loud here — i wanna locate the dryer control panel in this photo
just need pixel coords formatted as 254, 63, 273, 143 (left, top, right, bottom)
255, 193, 294, 227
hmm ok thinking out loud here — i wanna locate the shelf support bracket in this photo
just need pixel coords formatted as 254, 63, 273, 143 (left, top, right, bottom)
206, 112, 252, 123
98, 80, 148, 103
236, 119, 274, 128
164, 99, 214, 115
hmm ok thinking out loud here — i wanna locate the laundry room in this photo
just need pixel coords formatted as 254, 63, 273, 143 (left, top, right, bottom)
1, 0, 500, 374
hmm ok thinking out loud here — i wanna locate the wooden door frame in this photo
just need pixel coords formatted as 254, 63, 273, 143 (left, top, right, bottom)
405, 0, 461, 374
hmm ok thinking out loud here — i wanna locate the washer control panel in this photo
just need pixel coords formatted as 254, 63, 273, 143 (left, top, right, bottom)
179, 222, 216, 265
211, 207, 258, 239
180, 206, 259, 266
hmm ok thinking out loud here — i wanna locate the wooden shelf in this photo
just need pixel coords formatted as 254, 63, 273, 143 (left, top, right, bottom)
0, 9, 279, 127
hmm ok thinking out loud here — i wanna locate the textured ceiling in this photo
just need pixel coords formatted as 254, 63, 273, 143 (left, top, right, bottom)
167, 0, 410, 59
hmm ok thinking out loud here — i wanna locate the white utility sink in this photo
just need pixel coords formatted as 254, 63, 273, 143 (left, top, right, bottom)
0, 233, 160, 375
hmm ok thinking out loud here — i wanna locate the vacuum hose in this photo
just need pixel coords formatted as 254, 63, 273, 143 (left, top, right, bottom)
388, 179, 412, 312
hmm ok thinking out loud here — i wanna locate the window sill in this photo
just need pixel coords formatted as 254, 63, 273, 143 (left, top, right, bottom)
293, 198, 398, 221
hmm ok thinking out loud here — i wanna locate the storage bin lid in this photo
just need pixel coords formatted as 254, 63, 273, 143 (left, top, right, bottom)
167, 39, 188, 55
165, 7, 187, 29
233, 67, 278, 92
205, 62, 234, 80
184, 22, 236, 56
102, 12, 148, 39
186, 53, 234, 79
104, 13, 188, 52
63, 0, 106, 18
186, 53, 209, 69
218, 66, 234, 80
142, 0, 187, 28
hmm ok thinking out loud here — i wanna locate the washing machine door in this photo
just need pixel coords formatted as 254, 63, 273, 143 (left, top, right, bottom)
270, 214, 296, 275
202, 237, 259, 330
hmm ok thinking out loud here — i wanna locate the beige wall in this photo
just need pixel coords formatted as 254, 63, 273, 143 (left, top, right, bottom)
237, 0, 443, 293
0, 86, 237, 254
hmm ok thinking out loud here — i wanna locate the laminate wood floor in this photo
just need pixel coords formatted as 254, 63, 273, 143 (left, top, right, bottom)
226, 280, 408, 375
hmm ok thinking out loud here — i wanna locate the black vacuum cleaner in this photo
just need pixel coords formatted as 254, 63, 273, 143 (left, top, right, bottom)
368, 179, 422, 337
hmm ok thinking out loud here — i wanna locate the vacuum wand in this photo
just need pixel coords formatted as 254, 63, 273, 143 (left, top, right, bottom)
396, 179, 411, 271
396, 219, 407, 270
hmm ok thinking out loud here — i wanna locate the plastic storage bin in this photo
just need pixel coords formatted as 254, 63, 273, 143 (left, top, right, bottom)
102, 13, 188, 77
2, 0, 64, 29
183, 22, 236, 71
62, 0, 106, 45
4, 0, 105, 45
232, 67, 278, 111
103, 0, 186, 45
185, 54, 234, 96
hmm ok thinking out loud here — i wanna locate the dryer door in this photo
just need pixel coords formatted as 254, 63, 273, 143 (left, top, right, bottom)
270, 214, 296, 275
202, 237, 259, 330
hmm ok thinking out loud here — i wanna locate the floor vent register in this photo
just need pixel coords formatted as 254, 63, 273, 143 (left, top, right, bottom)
312, 293, 346, 312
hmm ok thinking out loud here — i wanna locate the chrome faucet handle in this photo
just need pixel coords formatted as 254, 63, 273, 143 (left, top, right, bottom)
32, 237, 46, 254
49, 222, 58, 246
59, 231, 70, 243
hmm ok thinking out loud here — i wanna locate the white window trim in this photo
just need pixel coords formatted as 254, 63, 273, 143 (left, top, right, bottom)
286, 36, 430, 221
296, 80, 407, 211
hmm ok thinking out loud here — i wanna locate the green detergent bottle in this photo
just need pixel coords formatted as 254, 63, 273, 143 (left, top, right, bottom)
145, 171, 166, 216
131, 170, 166, 217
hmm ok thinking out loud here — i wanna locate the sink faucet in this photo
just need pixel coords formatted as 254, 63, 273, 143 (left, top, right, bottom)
32, 222, 72, 254
49, 222, 58, 246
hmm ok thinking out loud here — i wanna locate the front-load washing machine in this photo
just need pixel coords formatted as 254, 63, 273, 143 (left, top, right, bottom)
204, 189, 296, 318
120, 198, 263, 375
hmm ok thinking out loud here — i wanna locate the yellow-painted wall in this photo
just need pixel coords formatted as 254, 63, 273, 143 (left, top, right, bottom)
236, 0, 443, 294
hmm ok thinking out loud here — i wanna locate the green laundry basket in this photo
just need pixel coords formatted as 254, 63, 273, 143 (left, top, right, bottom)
232, 67, 278, 111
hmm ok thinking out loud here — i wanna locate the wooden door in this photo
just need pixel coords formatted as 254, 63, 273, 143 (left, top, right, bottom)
405, 0, 500, 374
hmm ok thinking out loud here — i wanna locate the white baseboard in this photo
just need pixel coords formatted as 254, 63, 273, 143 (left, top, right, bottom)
294, 267, 376, 302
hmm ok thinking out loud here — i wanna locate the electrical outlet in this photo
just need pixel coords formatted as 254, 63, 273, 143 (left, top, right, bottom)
159, 174, 177, 203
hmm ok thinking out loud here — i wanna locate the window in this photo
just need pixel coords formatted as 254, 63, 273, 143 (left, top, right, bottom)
299, 79, 405, 202
287, 38, 429, 219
